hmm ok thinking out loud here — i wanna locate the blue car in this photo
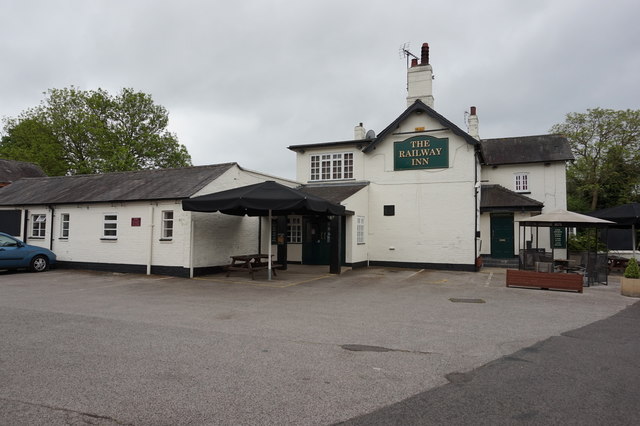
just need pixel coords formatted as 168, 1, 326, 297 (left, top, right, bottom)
0, 232, 57, 272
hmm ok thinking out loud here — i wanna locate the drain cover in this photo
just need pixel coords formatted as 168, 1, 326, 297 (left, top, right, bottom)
341, 344, 392, 352
449, 298, 486, 303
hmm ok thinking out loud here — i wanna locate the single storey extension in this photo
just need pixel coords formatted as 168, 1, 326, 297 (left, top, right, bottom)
0, 163, 297, 277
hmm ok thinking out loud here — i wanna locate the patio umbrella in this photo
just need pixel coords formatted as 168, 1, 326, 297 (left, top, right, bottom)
182, 181, 346, 279
519, 209, 614, 228
590, 203, 640, 256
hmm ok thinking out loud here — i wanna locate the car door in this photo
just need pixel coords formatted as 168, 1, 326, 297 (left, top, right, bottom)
0, 234, 26, 268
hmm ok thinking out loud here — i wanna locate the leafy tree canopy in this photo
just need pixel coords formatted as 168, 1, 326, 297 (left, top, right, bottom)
0, 87, 192, 175
551, 108, 640, 212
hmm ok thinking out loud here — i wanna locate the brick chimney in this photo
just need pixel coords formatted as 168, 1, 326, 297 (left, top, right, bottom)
406, 43, 434, 108
468, 106, 479, 139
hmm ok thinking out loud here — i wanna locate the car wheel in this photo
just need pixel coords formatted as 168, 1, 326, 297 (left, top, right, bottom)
30, 255, 49, 272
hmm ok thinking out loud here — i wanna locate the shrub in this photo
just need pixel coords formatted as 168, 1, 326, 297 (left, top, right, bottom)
624, 258, 640, 279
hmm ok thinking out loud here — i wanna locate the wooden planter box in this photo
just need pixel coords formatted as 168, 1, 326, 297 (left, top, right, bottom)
506, 269, 583, 293
621, 277, 640, 297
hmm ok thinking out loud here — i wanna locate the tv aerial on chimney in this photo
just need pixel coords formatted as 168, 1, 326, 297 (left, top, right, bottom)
400, 42, 420, 92
399, 42, 418, 69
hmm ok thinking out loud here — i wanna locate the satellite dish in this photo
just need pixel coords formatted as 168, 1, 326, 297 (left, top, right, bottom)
365, 129, 376, 139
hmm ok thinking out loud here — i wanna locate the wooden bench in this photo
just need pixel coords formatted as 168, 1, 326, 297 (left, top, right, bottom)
225, 254, 276, 280
506, 269, 583, 293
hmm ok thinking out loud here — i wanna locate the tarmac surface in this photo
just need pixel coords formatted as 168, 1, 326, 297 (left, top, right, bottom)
0, 265, 637, 425
340, 300, 640, 425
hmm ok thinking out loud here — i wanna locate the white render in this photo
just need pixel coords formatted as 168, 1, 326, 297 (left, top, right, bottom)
292, 110, 480, 269
1, 164, 299, 276
480, 161, 568, 257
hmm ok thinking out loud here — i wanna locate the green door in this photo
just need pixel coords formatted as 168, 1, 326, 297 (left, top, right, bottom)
491, 213, 514, 259
302, 217, 330, 265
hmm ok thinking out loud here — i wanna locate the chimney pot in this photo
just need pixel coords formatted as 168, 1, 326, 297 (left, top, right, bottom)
421, 43, 429, 65
411, 58, 418, 67
470, 106, 477, 116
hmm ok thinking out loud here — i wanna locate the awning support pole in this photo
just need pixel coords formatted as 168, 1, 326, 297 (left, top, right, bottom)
268, 209, 272, 281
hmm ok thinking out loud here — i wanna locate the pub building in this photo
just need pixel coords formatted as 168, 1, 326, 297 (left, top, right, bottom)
0, 43, 572, 277
288, 43, 572, 271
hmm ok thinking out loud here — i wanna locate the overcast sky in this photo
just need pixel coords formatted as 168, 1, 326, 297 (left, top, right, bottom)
1, 0, 639, 179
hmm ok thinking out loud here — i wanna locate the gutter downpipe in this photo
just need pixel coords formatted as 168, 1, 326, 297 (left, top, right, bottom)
23, 209, 29, 241
49, 205, 55, 251
474, 149, 479, 269
147, 205, 154, 275
189, 213, 195, 278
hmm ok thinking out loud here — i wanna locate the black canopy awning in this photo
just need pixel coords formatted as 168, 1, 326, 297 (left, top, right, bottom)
589, 203, 640, 226
182, 180, 346, 216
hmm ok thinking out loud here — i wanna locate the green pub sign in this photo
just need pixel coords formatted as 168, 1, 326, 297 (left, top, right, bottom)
394, 135, 449, 170
550, 226, 566, 249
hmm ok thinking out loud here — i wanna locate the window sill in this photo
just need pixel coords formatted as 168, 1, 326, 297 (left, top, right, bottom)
100, 238, 117, 241
308, 178, 356, 183
515, 191, 531, 194
29, 237, 45, 240
58, 237, 69, 241
159, 238, 173, 242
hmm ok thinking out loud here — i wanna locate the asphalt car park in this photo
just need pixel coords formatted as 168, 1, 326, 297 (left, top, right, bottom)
0, 266, 635, 425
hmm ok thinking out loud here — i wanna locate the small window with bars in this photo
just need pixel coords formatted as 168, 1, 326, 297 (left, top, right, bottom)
161, 211, 174, 240
514, 173, 529, 192
356, 216, 365, 244
60, 213, 70, 239
287, 217, 302, 243
103, 214, 118, 239
31, 214, 46, 238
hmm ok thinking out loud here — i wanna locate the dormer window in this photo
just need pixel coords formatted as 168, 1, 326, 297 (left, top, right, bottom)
310, 152, 353, 181
514, 172, 529, 193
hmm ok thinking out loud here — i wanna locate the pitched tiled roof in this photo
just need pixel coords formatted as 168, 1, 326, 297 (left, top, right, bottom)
480, 134, 573, 165
480, 184, 543, 212
0, 159, 46, 183
363, 100, 479, 153
0, 163, 236, 205
287, 100, 478, 154
300, 183, 368, 204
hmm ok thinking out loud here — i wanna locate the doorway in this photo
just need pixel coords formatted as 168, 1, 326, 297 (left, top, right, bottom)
302, 216, 330, 265
301, 216, 346, 265
491, 213, 515, 258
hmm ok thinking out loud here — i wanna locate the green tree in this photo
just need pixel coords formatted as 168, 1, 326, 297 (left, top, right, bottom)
551, 108, 640, 211
0, 117, 67, 176
0, 87, 192, 175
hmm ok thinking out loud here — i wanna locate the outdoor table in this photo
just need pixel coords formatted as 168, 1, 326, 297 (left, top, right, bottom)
226, 254, 276, 279
608, 255, 629, 272
553, 259, 571, 271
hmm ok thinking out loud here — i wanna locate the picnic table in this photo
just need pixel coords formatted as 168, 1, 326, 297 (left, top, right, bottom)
608, 255, 629, 272
226, 254, 276, 279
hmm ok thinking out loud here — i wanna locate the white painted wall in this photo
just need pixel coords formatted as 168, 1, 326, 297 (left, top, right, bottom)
293, 112, 479, 268
481, 162, 568, 212
2, 164, 303, 274
341, 185, 369, 265
479, 161, 568, 256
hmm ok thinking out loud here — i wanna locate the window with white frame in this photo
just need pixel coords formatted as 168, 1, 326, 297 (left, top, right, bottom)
102, 214, 118, 239
310, 152, 353, 181
60, 213, 70, 239
356, 216, 365, 244
514, 173, 529, 192
31, 214, 46, 238
287, 217, 302, 243
161, 210, 173, 240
